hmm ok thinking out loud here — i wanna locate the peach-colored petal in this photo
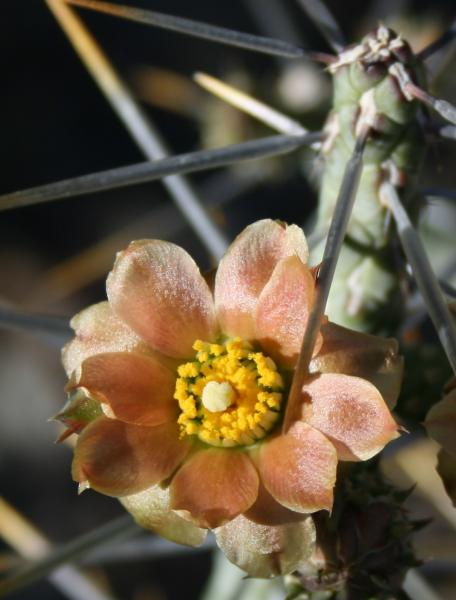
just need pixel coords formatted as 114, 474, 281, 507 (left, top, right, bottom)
425, 388, 456, 457
72, 418, 190, 496
244, 480, 307, 526
258, 421, 337, 514
62, 301, 149, 376
107, 240, 218, 358
300, 373, 399, 461
121, 485, 207, 547
255, 255, 320, 368
68, 352, 177, 427
214, 512, 316, 578
437, 449, 456, 507
215, 220, 308, 340
310, 322, 403, 409
170, 449, 259, 528
445, 377, 456, 394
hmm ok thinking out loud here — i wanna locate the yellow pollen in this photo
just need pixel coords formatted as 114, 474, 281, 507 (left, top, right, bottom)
174, 337, 284, 447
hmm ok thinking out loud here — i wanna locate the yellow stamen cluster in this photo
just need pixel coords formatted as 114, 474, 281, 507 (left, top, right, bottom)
174, 338, 284, 447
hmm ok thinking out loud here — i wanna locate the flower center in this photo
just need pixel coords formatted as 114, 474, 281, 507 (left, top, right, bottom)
174, 338, 284, 447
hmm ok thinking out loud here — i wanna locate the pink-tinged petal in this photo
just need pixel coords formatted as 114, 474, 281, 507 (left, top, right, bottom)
437, 449, 456, 507
107, 240, 217, 358
62, 301, 149, 376
445, 377, 456, 394
425, 388, 456, 457
258, 422, 337, 513
310, 322, 403, 409
244, 480, 307, 526
68, 352, 176, 427
255, 256, 320, 368
301, 374, 399, 461
72, 418, 190, 497
215, 220, 308, 340
214, 513, 315, 578
121, 485, 207, 547
170, 449, 259, 528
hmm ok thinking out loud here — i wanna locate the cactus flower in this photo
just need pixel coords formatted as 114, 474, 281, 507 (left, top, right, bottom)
425, 376, 456, 506
58, 219, 402, 577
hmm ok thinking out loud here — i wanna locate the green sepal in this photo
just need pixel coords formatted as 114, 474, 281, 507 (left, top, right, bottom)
53, 388, 102, 437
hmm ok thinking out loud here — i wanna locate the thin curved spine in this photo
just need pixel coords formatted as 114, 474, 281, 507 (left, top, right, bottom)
0, 133, 319, 211
65, 0, 308, 59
